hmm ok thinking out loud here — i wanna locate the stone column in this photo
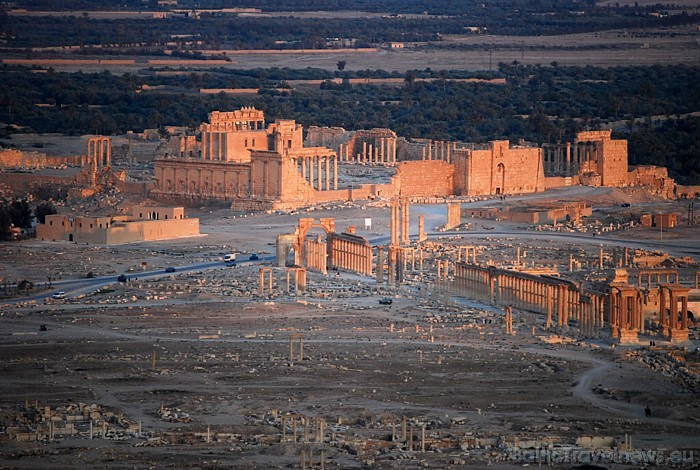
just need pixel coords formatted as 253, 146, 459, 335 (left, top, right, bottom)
390, 199, 399, 246
317, 156, 323, 190
400, 197, 410, 246
333, 156, 338, 190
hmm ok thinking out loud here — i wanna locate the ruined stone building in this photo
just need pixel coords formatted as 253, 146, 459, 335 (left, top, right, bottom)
452, 140, 546, 196
36, 205, 199, 244
153, 108, 341, 211
150, 109, 683, 209
306, 126, 398, 165
541, 130, 628, 186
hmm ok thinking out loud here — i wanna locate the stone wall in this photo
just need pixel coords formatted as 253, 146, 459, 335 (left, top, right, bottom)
576, 131, 628, 187
391, 161, 453, 198
36, 212, 200, 244
628, 165, 675, 198
453, 141, 545, 196
677, 185, 700, 199
0, 149, 86, 169
305, 126, 350, 150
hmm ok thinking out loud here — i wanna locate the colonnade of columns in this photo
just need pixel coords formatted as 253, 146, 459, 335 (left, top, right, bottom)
658, 284, 691, 342
329, 237, 372, 276
637, 270, 678, 288
157, 165, 250, 198
609, 286, 644, 342
296, 155, 338, 191
280, 414, 325, 443
504, 306, 514, 335
578, 294, 606, 338
457, 246, 477, 264
390, 197, 410, 246
201, 131, 226, 160
377, 246, 424, 285
305, 237, 328, 274
421, 140, 457, 163
387, 246, 405, 286
286, 267, 307, 293
541, 141, 601, 176
340, 138, 397, 165
449, 263, 606, 334
258, 267, 309, 295
259, 267, 273, 296
87, 137, 111, 167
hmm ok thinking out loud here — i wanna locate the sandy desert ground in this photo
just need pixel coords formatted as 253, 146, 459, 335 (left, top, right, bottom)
1, 189, 699, 468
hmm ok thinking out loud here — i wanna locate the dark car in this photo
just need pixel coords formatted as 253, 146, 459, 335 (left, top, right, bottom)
379, 297, 393, 305
117, 274, 127, 282
249, 253, 259, 261
165, 267, 176, 273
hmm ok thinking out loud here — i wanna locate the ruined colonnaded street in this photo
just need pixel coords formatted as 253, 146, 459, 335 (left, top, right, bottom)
1, 193, 699, 469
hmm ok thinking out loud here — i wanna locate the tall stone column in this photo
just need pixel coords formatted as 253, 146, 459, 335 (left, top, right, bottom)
317, 156, 323, 190
546, 285, 553, 327
390, 199, 399, 246
333, 156, 338, 190
400, 197, 410, 246
308, 157, 314, 187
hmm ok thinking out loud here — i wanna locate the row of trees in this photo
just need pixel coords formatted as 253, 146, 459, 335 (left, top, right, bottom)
2, 5, 697, 48
1, 64, 698, 183
0, 200, 56, 240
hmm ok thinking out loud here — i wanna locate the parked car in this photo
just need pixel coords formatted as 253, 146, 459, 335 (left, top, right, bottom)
164, 267, 176, 273
379, 297, 393, 305
117, 274, 127, 282
51, 291, 66, 300
249, 253, 259, 261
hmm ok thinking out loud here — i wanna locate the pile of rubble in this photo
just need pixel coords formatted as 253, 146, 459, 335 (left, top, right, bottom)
158, 404, 192, 423
628, 349, 700, 391
3, 400, 146, 442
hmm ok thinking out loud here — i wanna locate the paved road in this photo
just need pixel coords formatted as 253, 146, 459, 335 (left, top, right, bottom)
5, 256, 275, 304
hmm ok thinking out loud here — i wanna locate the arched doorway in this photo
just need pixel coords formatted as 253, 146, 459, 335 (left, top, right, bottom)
495, 162, 506, 195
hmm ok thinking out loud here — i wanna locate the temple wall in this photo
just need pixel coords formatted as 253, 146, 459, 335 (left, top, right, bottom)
392, 161, 453, 197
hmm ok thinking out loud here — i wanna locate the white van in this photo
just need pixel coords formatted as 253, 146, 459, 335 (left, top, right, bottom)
223, 254, 236, 263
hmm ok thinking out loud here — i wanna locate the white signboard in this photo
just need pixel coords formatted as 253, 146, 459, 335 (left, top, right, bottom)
364, 218, 372, 230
